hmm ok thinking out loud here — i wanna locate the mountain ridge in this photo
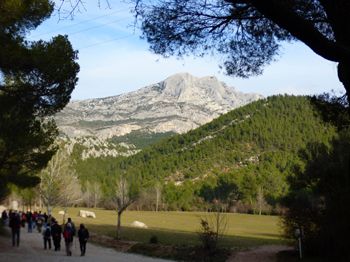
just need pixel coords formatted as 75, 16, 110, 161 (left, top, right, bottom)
55, 73, 264, 140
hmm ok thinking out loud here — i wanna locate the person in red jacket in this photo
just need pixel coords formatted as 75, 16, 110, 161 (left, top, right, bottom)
32, 211, 38, 229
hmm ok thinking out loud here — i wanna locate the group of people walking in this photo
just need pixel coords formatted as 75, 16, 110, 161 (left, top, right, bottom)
2, 209, 50, 233
3, 210, 89, 257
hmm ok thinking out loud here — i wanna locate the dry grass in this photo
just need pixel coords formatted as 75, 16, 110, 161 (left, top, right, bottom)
52, 207, 288, 249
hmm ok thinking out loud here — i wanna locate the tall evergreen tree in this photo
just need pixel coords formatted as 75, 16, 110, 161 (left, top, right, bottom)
0, 0, 80, 201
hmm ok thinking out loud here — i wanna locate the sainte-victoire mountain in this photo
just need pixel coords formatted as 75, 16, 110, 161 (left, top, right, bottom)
54, 73, 263, 141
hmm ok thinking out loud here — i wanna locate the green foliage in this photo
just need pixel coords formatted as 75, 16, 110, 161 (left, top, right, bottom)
72, 95, 337, 211
311, 93, 350, 131
109, 130, 176, 149
0, 0, 79, 201
0, 93, 58, 201
281, 130, 350, 259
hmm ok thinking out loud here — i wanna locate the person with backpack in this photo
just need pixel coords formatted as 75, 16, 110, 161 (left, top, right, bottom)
64, 218, 76, 235
9, 212, 21, 247
51, 220, 62, 251
42, 225, 52, 249
63, 223, 75, 256
36, 212, 44, 233
78, 223, 89, 256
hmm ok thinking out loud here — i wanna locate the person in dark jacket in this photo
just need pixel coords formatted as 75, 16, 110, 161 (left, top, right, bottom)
51, 220, 63, 251
78, 223, 89, 256
9, 213, 21, 246
43, 212, 48, 229
64, 218, 76, 236
26, 211, 33, 233
42, 225, 52, 249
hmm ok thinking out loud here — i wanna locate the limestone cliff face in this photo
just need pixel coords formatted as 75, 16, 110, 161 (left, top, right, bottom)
55, 73, 264, 139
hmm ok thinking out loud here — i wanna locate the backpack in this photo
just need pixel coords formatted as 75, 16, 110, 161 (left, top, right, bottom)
63, 229, 73, 241
37, 217, 43, 224
80, 229, 88, 241
45, 228, 51, 238
63, 229, 69, 239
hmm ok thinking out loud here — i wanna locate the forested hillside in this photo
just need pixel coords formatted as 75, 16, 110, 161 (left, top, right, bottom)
73, 95, 337, 212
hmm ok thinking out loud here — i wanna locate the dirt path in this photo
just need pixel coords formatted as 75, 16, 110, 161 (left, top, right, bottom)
227, 245, 294, 262
0, 227, 173, 262
0, 226, 293, 262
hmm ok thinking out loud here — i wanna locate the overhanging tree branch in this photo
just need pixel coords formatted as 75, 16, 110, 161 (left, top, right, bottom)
242, 0, 350, 63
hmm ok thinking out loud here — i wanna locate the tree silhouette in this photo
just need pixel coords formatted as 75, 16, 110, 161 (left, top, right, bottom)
134, 0, 350, 99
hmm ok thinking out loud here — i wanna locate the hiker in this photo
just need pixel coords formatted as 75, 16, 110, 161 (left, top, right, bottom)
36, 212, 44, 233
42, 225, 52, 249
21, 212, 26, 227
26, 211, 33, 233
1, 210, 8, 226
43, 212, 48, 229
51, 220, 62, 251
32, 211, 38, 229
64, 218, 76, 236
78, 223, 89, 256
63, 223, 75, 256
9, 212, 21, 247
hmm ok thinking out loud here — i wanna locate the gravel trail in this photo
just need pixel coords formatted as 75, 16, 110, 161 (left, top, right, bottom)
0, 227, 173, 262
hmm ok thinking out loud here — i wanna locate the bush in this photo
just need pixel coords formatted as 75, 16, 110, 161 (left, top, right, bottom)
197, 219, 217, 249
149, 235, 158, 244
168, 203, 178, 211
197, 207, 228, 250
181, 205, 190, 211
104, 201, 116, 210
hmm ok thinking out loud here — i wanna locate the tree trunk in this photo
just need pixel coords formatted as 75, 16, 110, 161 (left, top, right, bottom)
47, 203, 51, 216
87, 185, 90, 208
63, 208, 67, 225
117, 211, 122, 239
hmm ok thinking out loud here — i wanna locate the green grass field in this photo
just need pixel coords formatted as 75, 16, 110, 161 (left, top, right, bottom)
52, 207, 289, 249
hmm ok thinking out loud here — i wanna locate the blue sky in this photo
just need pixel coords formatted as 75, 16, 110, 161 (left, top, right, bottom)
28, 1, 344, 101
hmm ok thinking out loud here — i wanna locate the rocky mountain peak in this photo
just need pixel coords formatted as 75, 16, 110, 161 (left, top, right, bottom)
54, 73, 264, 139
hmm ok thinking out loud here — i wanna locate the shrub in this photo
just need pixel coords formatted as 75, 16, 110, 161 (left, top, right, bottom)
181, 204, 190, 211
168, 203, 178, 211
197, 204, 228, 250
149, 235, 158, 244
104, 201, 116, 210
197, 219, 217, 249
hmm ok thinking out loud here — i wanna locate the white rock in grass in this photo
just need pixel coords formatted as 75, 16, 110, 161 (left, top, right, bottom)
78, 210, 96, 218
131, 221, 148, 228
79, 210, 86, 217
